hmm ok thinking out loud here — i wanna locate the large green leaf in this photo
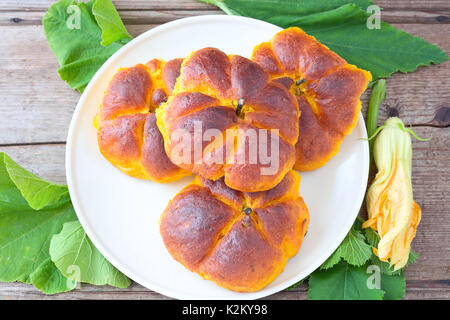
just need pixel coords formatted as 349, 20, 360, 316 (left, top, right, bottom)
202, 0, 448, 80
0, 153, 76, 286
309, 262, 385, 300
0, 205, 76, 283
296, 4, 448, 79
0, 152, 130, 293
50, 221, 131, 288
42, 0, 127, 92
201, 0, 373, 23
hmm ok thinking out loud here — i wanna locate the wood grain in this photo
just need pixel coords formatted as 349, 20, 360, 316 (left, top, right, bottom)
2, 9, 449, 26
0, 280, 448, 300
0, 0, 449, 300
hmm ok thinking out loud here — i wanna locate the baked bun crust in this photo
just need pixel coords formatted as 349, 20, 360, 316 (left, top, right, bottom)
156, 48, 299, 192
252, 27, 372, 171
160, 170, 309, 292
95, 58, 190, 182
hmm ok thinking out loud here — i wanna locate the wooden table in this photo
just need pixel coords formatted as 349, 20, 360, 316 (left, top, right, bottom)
0, 0, 448, 300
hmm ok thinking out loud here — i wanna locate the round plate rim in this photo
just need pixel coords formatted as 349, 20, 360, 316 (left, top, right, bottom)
66, 14, 369, 300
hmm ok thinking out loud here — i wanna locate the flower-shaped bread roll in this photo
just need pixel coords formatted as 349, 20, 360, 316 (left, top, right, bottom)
252, 27, 372, 171
157, 48, 299, 192
160, 170, 309, 292
95, 58, 190, 182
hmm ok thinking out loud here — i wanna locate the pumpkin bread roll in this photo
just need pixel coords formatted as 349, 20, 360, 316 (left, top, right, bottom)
95, 58, 190, 182
252, 27, 372, 171
160, 170, 309, 292
156, 48, 300, 192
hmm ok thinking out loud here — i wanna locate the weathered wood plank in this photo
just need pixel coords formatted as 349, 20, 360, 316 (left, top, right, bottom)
0, 23, 448, 144
0, 10, 222, 26
0, 282, 173, 300
0, 280, 448, 299
0, 0, 206, 11
375, 0, 450, 10
1, 9, 449, 26
0, 24, 155, 145
380, 10, 450, 24
0, 0, 449, 11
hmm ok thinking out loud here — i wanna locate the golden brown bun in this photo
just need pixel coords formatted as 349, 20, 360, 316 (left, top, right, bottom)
95, 58, 190, 182
252, 27, 372, 171
156, 48, 299, 192
160, 170, 309, 292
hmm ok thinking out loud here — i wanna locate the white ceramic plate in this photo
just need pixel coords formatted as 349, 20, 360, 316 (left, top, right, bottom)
66, 15, 369, 300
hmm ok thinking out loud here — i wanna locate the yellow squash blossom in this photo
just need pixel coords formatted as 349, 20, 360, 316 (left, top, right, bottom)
363, 117, 423, 270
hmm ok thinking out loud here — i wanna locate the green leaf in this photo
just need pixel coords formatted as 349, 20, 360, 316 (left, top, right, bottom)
0, 154, 33, 214
353, 216, 364, 230
288, 4, 448, 79
300, 4, 447, 78
0, 203, 76, 283
369, 254, 395, 275
92, 0, 132, 46
406, 251, 419, 267
320, 248, 342, 270
203, 0, 449, 80
29, 258, 77, 294
43, 0, 128, 92
339, 228, 372, 266
309, 262, 385, 300
200, 0, 374, 25
50, 221, 131, 288
3, 153, 70, 210
364, 227, 380, 247
380, 271, 405, 300
321, 227, 372, 269
366, 261, 405, 299
0, 153, 77, 286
